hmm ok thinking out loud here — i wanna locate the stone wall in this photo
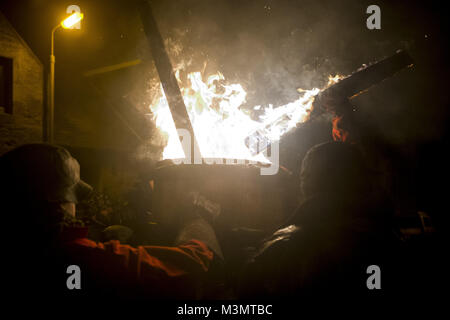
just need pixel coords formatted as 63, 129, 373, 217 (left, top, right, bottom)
0, 11, 43, 155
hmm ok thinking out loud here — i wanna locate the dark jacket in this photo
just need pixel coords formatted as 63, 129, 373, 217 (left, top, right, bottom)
239, 192, 402, 299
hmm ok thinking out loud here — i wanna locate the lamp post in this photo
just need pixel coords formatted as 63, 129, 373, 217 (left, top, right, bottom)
47, 12, 84, 143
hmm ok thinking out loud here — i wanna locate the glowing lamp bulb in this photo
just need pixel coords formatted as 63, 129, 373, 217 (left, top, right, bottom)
61, 12, 84, 29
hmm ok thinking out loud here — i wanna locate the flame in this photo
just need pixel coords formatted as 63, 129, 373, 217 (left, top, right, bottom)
149, 70, 344, 162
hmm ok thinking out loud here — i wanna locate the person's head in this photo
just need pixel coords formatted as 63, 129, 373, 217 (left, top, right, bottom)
0, 144, 92, 233
300, 141, 369, 199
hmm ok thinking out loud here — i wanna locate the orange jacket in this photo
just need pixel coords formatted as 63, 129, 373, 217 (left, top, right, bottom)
59, 227, 214, 298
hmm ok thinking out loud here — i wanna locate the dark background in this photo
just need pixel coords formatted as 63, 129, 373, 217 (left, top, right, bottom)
1, 0, 449, 227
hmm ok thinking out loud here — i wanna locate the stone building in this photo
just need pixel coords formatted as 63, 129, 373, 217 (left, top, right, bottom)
0, 11, 140, 196
0, 11, 43, 155
0, 9, 162, 199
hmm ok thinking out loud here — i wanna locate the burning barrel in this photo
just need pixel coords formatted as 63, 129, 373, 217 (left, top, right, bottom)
149, 161, 295, 234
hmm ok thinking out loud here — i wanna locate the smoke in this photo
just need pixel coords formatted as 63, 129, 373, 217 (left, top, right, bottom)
130, 0, 447, 161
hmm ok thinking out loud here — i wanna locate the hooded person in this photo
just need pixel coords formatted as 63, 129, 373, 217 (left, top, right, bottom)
0, 144, 215, 304
238, 141, 402, 299
1, 144, 92, 242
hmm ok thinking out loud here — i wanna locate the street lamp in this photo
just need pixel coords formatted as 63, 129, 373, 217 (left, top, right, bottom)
48, 12, 84, 143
